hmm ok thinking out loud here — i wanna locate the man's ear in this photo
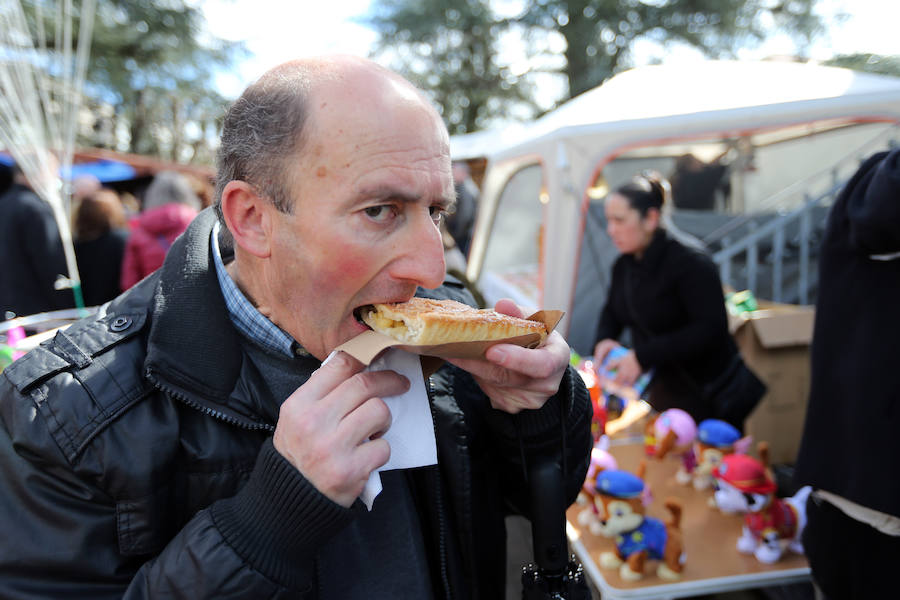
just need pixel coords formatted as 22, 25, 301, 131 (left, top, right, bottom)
220, 180, 272, 258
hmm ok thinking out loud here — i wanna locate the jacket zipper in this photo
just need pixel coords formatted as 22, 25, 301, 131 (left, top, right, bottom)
428, 377, 453, 600
146, 369, 275, 433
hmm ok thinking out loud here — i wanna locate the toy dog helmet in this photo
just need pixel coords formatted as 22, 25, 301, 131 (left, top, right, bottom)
697, 419, 741, 448
595, 470, 645, 499
713, 454, 776, 495
655, 409, 697, 445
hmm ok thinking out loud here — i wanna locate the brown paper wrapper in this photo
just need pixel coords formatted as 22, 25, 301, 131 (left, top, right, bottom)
335, 309, 565, 372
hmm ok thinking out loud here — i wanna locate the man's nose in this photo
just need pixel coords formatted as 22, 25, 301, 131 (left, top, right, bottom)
390, 212, 445, 289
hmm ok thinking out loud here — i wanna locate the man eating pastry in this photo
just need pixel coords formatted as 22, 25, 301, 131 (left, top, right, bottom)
0, 55, 591, 599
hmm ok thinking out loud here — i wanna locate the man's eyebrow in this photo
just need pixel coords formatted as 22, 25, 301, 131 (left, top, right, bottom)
358, 186, 419, 203
358, 186, 455, 208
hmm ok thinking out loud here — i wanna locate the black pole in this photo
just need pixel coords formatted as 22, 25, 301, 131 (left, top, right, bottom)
530, 458, 568, 574
521, 455, 591, 600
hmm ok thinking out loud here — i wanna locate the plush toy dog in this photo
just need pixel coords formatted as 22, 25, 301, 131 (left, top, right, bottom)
576, 436, 619, 519
579, 436, 619, 497
589, 468, 685, 581
646, 409, 697, 485
577, 457, 644, 534
712, 446, 812, 564
692, 419, 751, 491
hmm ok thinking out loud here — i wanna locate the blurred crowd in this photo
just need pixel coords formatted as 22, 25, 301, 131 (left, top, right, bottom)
0, 161, 213, 320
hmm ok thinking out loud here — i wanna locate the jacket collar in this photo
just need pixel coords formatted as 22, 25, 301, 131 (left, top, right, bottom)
142, 208, 261, 424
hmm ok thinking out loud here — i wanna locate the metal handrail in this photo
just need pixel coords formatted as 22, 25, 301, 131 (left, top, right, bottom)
706, 126, 900, 304
712, 180, 845, 304
702, 124, 900, 246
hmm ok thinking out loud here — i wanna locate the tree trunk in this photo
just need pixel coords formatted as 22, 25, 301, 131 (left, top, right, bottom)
170, 98, 182, 162
561, 2, 604, 98
129, 89, 146, 154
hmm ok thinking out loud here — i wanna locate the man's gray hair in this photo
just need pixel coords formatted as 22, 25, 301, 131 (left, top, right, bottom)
214, 62, 313, 220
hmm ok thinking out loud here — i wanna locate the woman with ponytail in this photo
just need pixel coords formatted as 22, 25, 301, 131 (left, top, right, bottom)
593, 172, 760, 427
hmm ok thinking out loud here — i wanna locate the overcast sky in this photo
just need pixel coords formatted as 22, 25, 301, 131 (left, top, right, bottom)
200, 0, 900, 103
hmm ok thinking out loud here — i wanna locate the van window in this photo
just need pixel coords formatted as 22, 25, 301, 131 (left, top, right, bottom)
482, 164, 543, 274
477, 164, 544, 306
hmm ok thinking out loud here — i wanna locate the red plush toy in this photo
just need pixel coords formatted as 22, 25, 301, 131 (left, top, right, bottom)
712, 445, 811, 564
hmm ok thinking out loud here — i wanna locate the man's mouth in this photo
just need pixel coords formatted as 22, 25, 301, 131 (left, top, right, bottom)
353, 306, 374, 329
353, 297, 415, 332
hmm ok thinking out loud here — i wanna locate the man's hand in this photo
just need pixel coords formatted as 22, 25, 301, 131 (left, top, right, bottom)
273, 352, 409, 507
446, 299, 569, 414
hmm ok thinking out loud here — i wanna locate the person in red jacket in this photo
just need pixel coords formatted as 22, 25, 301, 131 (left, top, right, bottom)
120, 171, 200, 290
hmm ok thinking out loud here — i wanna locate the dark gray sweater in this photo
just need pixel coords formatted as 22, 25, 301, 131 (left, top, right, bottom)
241, 339, 435, 598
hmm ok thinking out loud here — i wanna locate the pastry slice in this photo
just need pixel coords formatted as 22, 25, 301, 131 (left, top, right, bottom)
360, 297, 547, 346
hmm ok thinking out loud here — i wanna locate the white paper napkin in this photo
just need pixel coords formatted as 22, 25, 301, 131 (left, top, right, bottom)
324, 348, 438, 510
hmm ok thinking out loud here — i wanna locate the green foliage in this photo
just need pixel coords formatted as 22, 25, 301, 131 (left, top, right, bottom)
367, 0, 826, 132
363, 0, 537, 134
22, 0, 243, 162
825, 54, 900, 78
516, 0, 825, 98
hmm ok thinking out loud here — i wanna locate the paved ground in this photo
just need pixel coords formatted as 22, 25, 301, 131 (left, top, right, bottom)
504, 515, 815, 600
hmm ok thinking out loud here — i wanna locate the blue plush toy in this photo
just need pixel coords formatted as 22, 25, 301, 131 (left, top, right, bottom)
692, 419, 750, 490
589, 469, 686, 582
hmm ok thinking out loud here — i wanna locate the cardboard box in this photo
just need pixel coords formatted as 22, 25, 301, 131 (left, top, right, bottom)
728, 304, 815, 465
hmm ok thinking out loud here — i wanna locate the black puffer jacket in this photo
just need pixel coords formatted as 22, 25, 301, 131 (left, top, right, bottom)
0, 183, 73, 317
0, 209, 592, 599
795, 149, 900, 517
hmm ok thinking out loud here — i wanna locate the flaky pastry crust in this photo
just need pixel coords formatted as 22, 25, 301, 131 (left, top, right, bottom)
361, 298, 547, 346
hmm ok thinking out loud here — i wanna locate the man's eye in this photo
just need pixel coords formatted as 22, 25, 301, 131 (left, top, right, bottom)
364, 205, 395, 222
430, 206, 447, 224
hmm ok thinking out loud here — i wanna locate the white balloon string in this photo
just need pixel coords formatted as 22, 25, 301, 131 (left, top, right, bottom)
0, 0, 95, 309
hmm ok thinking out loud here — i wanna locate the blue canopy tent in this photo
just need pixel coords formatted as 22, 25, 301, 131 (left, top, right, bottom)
1, 153, 136, 183
60, 159, 137, 183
